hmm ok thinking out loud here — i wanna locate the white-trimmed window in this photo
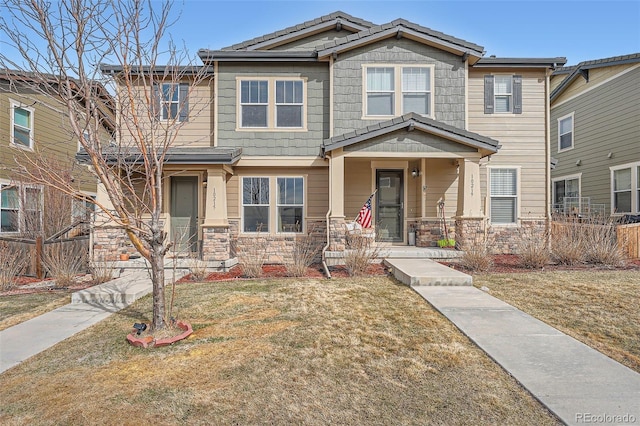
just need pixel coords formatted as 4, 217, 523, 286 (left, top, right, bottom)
11, 102, 34, 149
0, 184, 42, 233
611, 162, 640, 214
0, 185, 19, 233
558, 113, 574, 151
155, 83, 189, 122
553, 175, 580, 208
277, 177, 303, 233
494, 75, 513, 113
490, 168, 518, 224
238, 78, 306, 130
484, 75, 522, 114
242, 177, 270, 232
364, 65, 433, 117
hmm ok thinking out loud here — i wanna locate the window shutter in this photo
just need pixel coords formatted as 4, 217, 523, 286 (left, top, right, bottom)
513, 75, 522, 114
178, 83, 189, 122
152, 84, 161, 120
484, 75, 494, 114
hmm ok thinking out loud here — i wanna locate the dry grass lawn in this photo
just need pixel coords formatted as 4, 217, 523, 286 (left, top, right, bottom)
475, 270, 640, 373
0, 292, 70, 332
0, 276, 559, 425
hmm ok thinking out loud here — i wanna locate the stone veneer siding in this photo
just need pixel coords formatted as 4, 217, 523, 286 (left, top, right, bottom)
92, 225, 137, 261
416, 219, 456, 247
201, 226, 232, 261
455, 217, 548, 254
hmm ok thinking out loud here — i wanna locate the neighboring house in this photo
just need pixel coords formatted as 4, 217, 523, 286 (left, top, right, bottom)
550, 53, 640, 217
92, 11, 565, 264
0, 71, 108, 236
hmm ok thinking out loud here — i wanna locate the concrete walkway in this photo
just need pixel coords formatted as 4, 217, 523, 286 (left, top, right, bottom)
414, 286, 640, 426
0, 269, 186, 374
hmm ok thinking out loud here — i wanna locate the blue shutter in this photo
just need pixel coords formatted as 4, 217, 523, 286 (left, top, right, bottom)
484, 75, 494, 114
513, 75, 522, 114
178, 83, 189, 122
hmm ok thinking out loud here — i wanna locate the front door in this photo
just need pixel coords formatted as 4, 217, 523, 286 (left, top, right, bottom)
376, 169, 404, 242
170, 176, 198, 253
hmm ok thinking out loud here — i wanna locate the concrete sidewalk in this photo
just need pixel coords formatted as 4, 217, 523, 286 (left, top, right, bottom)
0, 270, 186, 374
414, 286, 640, 426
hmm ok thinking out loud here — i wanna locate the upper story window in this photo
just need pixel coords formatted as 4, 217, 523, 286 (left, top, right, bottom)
238, 78, 306, 130
154, 83, 189, 122
364, 65, 433, 118
11, 102, 34, 149
484, 75, 522, 114
558, 113, 574, 152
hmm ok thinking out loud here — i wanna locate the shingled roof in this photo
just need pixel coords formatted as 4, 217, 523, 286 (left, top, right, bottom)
316, 18, 485, 61
322, 113, 500, 155
551, 53, 640, 101
222, 11, 375, 51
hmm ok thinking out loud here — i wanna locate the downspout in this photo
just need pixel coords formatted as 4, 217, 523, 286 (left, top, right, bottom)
545, 69, 552, 245
321, 54, 336, 279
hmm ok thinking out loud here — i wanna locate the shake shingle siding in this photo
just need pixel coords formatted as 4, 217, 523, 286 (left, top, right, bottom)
270, 30, 353, 51
333, 39, 465, 135
551, 66, 640, 209
216, 62, 329, 156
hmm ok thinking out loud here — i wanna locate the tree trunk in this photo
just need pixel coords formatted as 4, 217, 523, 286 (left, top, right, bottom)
149, 240, 166, 331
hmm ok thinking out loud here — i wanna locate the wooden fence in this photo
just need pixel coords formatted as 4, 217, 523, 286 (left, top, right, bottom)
617, 223, 640, 259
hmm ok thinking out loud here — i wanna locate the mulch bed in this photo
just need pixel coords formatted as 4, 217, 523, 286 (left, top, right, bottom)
443, 254, 640, 274
178, 263, 388, 282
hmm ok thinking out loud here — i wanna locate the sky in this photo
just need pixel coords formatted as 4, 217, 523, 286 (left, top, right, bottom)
170, 0, 640, 65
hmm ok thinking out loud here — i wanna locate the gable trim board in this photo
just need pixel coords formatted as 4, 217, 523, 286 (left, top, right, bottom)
551, 63, 640, 109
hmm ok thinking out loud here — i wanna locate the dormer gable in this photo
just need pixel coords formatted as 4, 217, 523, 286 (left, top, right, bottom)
222, 11, 375, 52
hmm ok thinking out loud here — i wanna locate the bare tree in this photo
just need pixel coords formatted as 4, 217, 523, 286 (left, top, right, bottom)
0, 0, 211, 330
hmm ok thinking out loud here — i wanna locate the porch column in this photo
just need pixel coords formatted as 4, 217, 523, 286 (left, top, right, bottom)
203, 167, 228, 226
201, 166, 232, 262
456, 158, 482, 218
330, 148, 345, 219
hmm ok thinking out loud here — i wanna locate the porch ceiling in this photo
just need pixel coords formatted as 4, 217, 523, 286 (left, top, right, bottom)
322, 113, 501, 157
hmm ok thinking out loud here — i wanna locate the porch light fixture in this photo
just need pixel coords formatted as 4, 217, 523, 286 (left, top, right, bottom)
411, 168, 421, 178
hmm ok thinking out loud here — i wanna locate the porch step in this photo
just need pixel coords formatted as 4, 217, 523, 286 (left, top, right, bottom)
384, 258, 472, 286
324, 246, 463, 267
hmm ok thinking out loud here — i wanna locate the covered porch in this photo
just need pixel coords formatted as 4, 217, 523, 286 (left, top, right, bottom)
322, 113, 500, 260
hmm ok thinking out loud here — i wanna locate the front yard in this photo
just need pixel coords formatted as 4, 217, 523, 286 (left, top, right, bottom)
0, 276, 559, 425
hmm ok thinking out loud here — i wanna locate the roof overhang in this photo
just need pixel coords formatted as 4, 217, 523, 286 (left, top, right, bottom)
76, 147, 242, 165
100, 64, 213, 76
474, 57, 567, 69
322, 113, 500, 157
198, 50, 318, 63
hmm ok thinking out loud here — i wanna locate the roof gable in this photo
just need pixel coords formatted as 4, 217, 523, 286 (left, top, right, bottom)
317, 19, 485, 63
551, 53, 640, 101
222, 11, 375, 51
323, 113, 500, 156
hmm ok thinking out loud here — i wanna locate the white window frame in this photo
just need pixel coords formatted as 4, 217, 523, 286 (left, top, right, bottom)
0, 183, 19, 233
240, 176, 307, 235
552, 173, 581, 212
237, 77, 307, 131
488, 166, 520, 225
158, 83, 182, 121
10, 100, 34, 150
610, 162, 640, 215
493, 75, 513, 114
276, 177, 304, 233
557, 112, 574, 152
362, 64, 435, 119
0, 181, 43, 234
275, 80, 304, 128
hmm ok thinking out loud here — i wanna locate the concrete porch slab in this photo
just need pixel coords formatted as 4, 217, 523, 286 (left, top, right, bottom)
384, 258, 472, 286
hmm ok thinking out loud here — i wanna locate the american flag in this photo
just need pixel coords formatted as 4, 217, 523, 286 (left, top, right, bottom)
356, 193, 375, 228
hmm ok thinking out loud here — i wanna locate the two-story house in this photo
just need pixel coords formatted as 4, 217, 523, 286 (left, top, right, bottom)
0, 71, 107, 236
550, 53, 640, 217
92, 11, 565, 265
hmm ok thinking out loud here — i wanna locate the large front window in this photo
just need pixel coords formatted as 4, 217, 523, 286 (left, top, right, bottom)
490, 168, 518, 224
242, 177, 269, 232
364, 65, 433, 117
277, 177, 303, 232
239, 78, 306, 130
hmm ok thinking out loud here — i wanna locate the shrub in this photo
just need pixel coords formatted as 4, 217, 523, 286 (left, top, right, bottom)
42, 240, 88, 287
284, 229, 322, 277
582, 218, 627, 267
189, 256, 209, 281
89, 256, 115, 284
518, 225, 550, 269
551, 220, 584, 265
344, 229, 380, 276
238, 233, 269, 278
459, 234, 493, 272
0, 242, 27, 291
